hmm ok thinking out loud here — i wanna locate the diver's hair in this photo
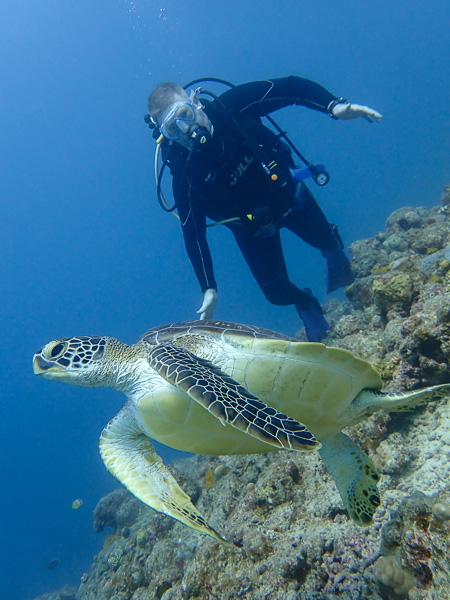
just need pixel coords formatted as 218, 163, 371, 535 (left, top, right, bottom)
147, 82, 188, 119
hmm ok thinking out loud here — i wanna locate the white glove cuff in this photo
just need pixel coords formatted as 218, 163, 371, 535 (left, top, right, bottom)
327, 97, 347, 119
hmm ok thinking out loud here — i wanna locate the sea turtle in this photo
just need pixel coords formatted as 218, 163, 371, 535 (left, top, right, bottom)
33, 320, 449, 544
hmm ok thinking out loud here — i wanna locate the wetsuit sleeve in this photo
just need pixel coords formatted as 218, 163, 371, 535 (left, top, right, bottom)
173, 174, 218, 293
219, 76, 338, 118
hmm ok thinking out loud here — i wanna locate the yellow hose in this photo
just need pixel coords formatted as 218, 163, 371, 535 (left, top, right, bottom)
154, 135, 180, 219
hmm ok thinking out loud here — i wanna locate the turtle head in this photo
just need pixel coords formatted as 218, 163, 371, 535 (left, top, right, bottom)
33, 336, 119, 387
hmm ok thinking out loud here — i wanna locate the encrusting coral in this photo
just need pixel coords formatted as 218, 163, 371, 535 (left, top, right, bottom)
373, 555, 415, 598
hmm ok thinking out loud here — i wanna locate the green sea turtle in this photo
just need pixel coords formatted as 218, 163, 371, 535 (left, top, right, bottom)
33, 320, 449, 544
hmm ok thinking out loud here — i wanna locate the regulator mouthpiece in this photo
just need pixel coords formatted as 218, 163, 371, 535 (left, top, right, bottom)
191, 127, 212, 147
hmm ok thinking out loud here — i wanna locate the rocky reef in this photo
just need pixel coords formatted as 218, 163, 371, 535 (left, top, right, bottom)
33, 191, 450, 600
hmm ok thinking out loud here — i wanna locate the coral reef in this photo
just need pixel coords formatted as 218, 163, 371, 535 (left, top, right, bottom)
33, 195, 450, 600
31, 587, 77, 600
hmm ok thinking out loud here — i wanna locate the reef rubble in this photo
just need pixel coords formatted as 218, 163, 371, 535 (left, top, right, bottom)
33, 193, 450, 600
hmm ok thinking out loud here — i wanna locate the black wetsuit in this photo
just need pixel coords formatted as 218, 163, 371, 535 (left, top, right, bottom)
163, 76, 348, 334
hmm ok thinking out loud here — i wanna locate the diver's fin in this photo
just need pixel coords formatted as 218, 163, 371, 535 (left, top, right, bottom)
319, 432, 380, 525
296, 288, 330, 342
99, 402, 230, 545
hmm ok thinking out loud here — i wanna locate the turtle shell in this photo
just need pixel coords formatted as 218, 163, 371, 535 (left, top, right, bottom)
135, 321, 382, 455
139, 320, 296, 345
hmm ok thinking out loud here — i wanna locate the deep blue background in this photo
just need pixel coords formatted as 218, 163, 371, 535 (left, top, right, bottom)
1, 1, 448, 598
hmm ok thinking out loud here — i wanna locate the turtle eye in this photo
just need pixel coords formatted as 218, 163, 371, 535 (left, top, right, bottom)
45, 342, 67, 360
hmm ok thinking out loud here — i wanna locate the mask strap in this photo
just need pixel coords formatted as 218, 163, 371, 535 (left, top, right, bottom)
189, 88, 204, 109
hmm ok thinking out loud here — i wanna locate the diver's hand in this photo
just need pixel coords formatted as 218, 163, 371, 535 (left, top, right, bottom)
197, 289, 218, 320
332, 102, 382, 123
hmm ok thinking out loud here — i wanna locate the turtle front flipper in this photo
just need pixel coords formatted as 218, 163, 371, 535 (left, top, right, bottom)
148, 344, 319, 452
319, 432, 380, 525
99, 402, 229, 545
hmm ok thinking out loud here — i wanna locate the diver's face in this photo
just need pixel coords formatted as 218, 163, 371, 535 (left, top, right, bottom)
158, 96, 213, 150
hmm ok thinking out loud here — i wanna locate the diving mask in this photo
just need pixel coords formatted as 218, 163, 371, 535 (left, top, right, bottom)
160, 101, 197, 141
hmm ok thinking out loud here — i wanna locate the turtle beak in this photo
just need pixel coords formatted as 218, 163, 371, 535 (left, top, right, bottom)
32, 354, 64, 378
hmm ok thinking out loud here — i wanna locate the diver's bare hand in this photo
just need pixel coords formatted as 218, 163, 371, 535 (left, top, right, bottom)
197, 289, 218, 320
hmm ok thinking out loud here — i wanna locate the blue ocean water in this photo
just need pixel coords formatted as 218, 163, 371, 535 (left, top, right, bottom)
1, 1, 448, 598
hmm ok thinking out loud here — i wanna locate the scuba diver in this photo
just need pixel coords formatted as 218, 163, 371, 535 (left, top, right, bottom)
146, 76, 382, 341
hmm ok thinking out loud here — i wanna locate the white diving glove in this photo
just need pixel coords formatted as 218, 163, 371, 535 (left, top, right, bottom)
196, 288, 218, 321
331, 102, 382, 123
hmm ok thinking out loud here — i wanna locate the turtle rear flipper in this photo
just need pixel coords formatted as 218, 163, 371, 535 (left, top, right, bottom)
100, 402, 229, 545
148, 343, 320, 452
319, 432, 380, 525
355, 383, 450, 414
